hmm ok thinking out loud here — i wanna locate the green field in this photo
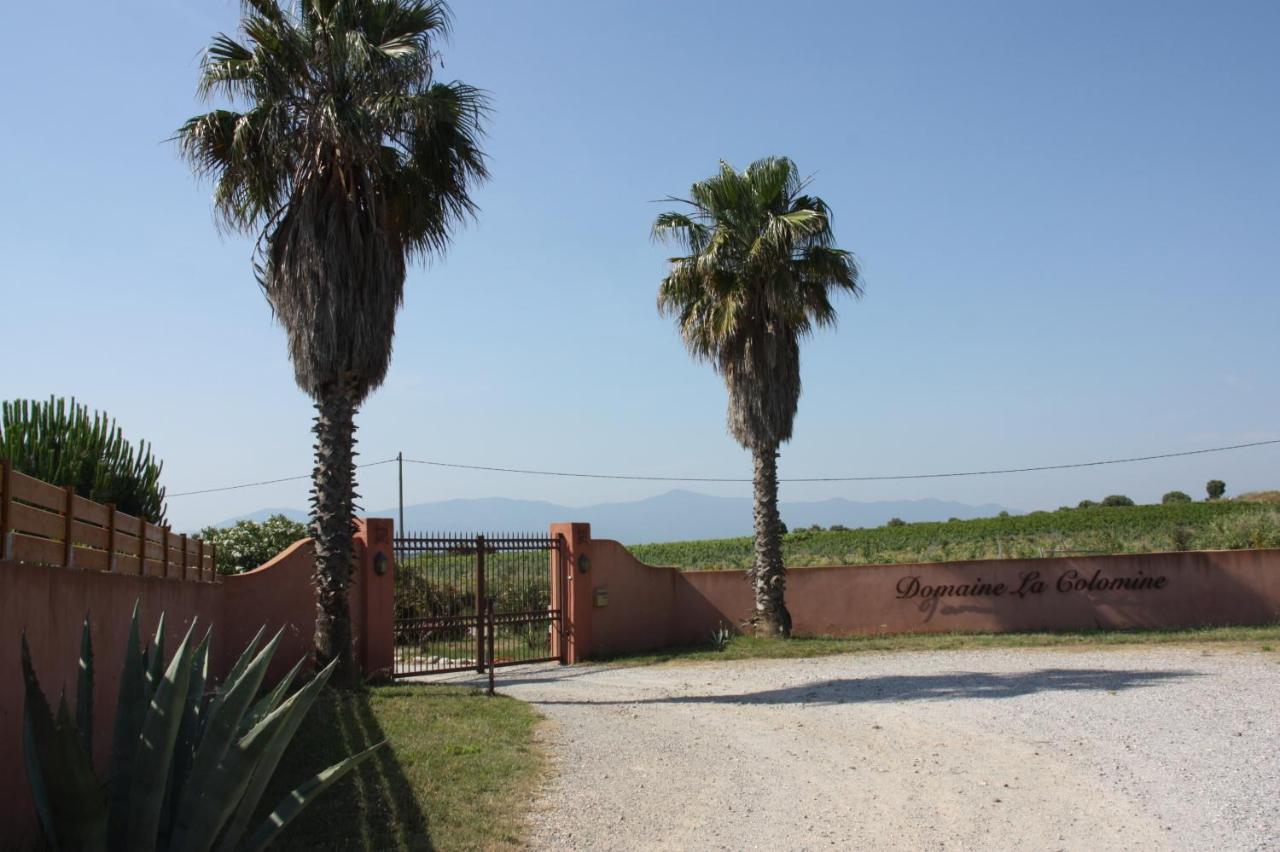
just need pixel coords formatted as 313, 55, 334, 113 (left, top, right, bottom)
628, 500, 1280, 571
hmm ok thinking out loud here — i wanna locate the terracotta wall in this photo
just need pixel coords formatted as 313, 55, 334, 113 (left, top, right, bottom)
0, 518, 395, 844
561, 525, 1280, 659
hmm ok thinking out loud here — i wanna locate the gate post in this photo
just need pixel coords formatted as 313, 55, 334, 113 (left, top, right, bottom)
550, 523, 592, 664
355, 518, 396, 681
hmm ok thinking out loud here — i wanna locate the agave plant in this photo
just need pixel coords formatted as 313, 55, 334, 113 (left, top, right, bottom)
21, 605, 384, 851
709, 622, 733, 653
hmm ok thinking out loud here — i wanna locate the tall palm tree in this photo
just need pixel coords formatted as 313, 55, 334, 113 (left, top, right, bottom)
653, 157, 861, 637
178, 0, 486, 685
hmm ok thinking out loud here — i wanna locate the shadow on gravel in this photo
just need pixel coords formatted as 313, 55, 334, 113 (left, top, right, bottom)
530, 668, 1201, 706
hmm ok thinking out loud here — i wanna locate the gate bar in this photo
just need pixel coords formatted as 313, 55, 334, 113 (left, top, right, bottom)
475, 533, 486, 674
487, 597, 496, 696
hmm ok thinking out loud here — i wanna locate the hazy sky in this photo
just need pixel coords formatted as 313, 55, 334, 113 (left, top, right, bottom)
2, 0, 1278, 532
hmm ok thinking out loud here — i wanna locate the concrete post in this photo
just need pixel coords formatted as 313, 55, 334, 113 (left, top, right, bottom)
355, 518, 396, 681
550, 522, 593, 663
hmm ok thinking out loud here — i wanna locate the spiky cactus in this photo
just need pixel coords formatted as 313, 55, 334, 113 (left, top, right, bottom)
1, 396, 167, 523
21, 605, 383, 851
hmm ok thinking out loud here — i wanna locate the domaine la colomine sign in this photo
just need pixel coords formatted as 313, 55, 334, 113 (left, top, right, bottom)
895, 568, 1170, 615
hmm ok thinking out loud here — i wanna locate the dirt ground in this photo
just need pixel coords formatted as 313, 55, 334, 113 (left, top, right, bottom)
431, 646, 1280, 851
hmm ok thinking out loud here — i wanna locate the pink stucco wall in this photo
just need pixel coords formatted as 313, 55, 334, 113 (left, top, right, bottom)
568, 528, 1280, 659
0, 518, 396, 844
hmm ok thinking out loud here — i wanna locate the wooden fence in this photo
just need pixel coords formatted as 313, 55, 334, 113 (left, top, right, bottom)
0, 461, 215, 581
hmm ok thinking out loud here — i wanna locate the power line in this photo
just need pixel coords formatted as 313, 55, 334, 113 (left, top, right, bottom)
401, 438, 1280, 483
165, 438, 1280, 498
167, 457, 398, 497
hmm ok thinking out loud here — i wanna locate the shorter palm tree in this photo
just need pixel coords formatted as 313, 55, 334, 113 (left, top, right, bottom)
654, 157, 861, 637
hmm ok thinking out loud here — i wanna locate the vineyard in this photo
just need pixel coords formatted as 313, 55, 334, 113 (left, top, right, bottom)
627, 500, 1280, 571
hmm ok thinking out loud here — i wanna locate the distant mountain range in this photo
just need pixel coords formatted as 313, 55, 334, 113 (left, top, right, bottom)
212, 490, 1015, 545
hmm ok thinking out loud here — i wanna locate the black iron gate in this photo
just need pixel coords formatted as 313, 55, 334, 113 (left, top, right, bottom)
392, 532, 563, 678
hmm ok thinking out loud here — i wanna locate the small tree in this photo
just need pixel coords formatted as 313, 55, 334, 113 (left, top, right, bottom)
1162, 490, 1192, 504
1077, 499, 1098, 508
1206, 480, 1226, 501
1102, 495, 1135, 507
886, 517, 906, 527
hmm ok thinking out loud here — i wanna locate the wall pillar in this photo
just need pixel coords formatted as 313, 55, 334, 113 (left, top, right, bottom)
355, 518, 396, 681
550, 522, 593, 663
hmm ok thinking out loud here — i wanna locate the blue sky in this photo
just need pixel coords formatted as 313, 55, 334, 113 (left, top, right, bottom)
2, 0, 1277, 531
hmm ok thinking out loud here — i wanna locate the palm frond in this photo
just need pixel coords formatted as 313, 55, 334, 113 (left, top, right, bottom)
652, 157, 861, 450
177, 0, 487, 402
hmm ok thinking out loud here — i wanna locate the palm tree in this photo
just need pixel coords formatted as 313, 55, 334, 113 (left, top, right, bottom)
178, 0, 487, 685
653, 157, 861, 637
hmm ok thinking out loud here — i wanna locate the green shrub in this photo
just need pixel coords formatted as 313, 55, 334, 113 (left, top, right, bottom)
1162, 490, 1192, 504
1078, 499, 1098, 509
1101, 495, 1135, 507
885, 517, 906, 527
20, 606, 382, 851
1206, 479, 1226, 501
201, 514, 309, 574
0, 396, 166, 523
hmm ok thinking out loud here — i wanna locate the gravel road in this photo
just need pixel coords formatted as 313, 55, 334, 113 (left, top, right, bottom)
432, 647, 1280, 851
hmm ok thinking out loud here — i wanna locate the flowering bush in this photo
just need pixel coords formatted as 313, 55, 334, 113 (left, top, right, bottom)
200, 514, 308, 574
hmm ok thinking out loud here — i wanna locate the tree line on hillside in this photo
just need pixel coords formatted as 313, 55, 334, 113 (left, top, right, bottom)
782, 480, 1235, 534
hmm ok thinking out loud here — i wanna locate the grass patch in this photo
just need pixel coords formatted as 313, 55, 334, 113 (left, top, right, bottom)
608, 623, 1280, 666
263, 684, 544, 851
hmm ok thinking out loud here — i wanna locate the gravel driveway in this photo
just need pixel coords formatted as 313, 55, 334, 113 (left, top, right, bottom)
430, 647, 1279, 851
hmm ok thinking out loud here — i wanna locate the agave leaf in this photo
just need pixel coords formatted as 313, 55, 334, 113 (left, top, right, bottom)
107, 603, 147, 846
242, 742, 387, 852
54, 694, 109, 851
124, 621, 197, 850
199, 624, 264, 739
161, 628, 212, 847
175, 628, 282, 812
21, 635, 57, 848
22, 634, 108, 850
219, 625, 266, 692
77, 613, 94, 758
241, 656, 303, 733
144, 612, 167, 706
215, 657, 324, 850
172, 660, 337, 852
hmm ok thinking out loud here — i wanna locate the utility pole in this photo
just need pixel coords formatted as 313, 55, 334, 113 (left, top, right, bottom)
397, 451, 404, 534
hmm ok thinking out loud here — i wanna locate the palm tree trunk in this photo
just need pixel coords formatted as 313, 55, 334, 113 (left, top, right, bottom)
751, 444, 792, 638
311, 377, 360, 688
